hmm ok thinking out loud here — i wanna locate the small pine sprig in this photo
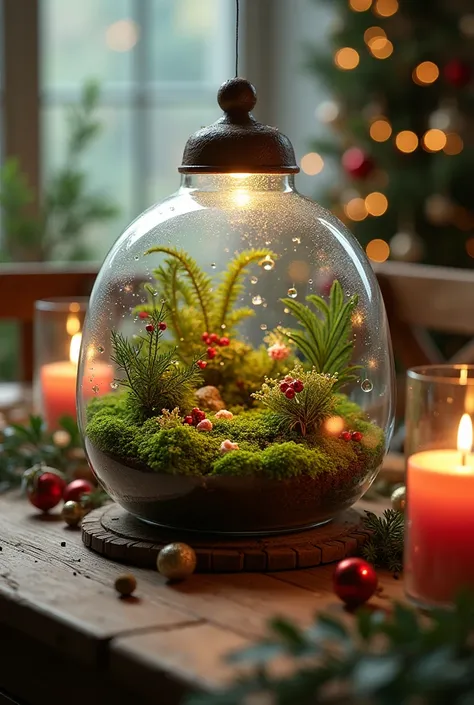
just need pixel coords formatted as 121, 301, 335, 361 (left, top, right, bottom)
281, 279, 361, 390
252, 364, 337, 436
110, 303, 202, 421
361, 509, 404, 573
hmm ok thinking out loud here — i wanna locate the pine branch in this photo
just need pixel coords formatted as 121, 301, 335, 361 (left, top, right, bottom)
361, 509, 404, 572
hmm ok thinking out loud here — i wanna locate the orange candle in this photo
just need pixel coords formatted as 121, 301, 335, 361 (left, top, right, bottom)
405, 414, 474, 606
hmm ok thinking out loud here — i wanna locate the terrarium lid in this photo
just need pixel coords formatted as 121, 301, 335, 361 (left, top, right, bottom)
179, 78, 300, 175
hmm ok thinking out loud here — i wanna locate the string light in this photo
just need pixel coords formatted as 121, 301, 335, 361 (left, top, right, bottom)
300, 152, 324, 175
365, 192, 388, 216
344, 198, 368, 221
370, 118, 392, 142
395, 130, 418, 153
413, 61, 439, 85
349, 0, 372, 11
105, 19, 139, 52
334, 48, 360, 70
368, 38, 394, 59
364, 26, 386, 46
374, 0, 399, 17
444, 133, 464, 155
366, 239, 390, 262
422, 129, 447, 152
466, 238, 474, 258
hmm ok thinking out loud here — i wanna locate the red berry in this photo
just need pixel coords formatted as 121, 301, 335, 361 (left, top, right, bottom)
138, 311, 149, 319
63, 479, 94, 503
292, 379, 304, 393
184, 416, 193, 425
196, 360, 207, 369
285, 388, 296, 400
209, 333, 219, 343
145, 324, 155, 333
27, 471, 66, 512
207, 347, 217, 359
341, 431, 352, 442
351, 431, 363, 442
191, 408, 206, 424
284, 376, 294, 384
219, 337, 230, 347
158, 322, 167, 331
279, 382, 289, 393
201, 332, 209, 342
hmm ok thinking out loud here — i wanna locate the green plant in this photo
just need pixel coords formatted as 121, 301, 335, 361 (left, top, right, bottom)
110, 303, 202, 421
252, 364, 337, 436
362, 509, 404, 573
187, 591, 474, 705
281, 280, 360, 389
0, 80, 118, 262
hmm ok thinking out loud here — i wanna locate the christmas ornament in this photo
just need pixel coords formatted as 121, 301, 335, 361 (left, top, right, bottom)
425, 194, 454, 226
157, 543, 197, 581
115, 574, 137, 597
391, 485, 406, 512
24, 465, 66, 512
342, 147, 375, 180
444, 59, 472, 87
389, 230, 424, 262
333, 557, 378, 607
63, 478, 94, 503
62, 500, 85, 527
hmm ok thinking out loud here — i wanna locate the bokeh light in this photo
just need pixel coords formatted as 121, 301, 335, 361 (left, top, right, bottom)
316, 101, 341, 124
300, 152, 324, 175
369, 38, 394, 59
349, 0, 373, 10
413, 61, 439, 85
370, 118, 392, 142
422, 129, 447, 152
334, 48, 360, 70
374, 0, 399, 17
365, 192, 389, 216
366, 239, 390, 263
395, 130, 418, 153
344, 198, 368, 221
364, 26, 386, 45
444, 133, 464, 155
323, 416, 345, 436
105, 19, 139, 52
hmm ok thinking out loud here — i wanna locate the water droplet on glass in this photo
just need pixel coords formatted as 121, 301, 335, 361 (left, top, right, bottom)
211, 263, 216, 269
221, 324, 226, 329
250, 276, 258, 285
97, 345, 105, 354
252, 295, 263, 306
287, 288, 298, 298
284, 307, 290, 314
308, 279, 313, 285
92, 385, 100, 394
292, 237, 301, 244
260, 255, 275, 271
110, 381, 119, 390
224, 247, 229, 253
263, 302, 268, 308
260, 324, 268, 330
152, 291, 158, 297
169, 206, 175, 211
265, 241, 271, 246
361, 379, 373, 393
134, 255, 139, 261
89, 378, 93, 383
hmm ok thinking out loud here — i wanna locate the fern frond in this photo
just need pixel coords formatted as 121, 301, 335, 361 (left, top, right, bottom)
213, 249, 278, 329
280, 298, 324, 366
145, 246, 213, 331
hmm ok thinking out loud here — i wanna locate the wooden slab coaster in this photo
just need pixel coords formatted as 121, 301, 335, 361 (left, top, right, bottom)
82, 504, 369, 573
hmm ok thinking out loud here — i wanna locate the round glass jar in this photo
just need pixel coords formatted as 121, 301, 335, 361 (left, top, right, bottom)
77, 171, 395, 534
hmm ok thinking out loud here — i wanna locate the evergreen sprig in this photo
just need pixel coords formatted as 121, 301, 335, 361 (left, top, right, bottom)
361, 509, 404, 573
281, 280, 360, 390
110, 303, 202, 421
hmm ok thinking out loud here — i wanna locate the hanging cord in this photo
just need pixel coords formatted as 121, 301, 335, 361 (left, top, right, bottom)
235, 0, 240, 77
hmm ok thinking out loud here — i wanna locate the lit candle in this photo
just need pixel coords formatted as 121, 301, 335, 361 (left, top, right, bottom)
405, 413, 474, 606
41, 333, 113, 430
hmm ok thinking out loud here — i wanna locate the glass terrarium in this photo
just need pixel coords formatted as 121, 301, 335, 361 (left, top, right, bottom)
77, 79, 395, 534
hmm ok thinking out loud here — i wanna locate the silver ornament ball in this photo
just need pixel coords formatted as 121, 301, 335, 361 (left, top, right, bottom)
391, 485, 406, 512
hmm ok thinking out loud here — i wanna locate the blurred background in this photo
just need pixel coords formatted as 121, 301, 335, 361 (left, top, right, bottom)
1, 0, 473, 380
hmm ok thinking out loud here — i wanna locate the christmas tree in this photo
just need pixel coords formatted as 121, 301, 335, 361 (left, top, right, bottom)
307, 0, 474, 268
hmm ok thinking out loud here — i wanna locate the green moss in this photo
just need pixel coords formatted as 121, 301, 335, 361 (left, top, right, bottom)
210, 410, 280, 447
137, 425, 221, 476
333, 394, 365, 422
261, 442, 330, 479
211, 450, 263, 477
86, 413, 140, 457
86, 392, 128, 421
318, 436, 358, 472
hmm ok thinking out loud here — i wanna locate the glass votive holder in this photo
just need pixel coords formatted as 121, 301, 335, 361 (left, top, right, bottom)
405, 365, 474, 608
34, 298, 89, 430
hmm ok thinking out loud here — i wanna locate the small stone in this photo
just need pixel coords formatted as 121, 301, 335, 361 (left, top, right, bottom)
60, 541, 66, 547
196, 419, 213, 432
115, 574, 137, 597
214, 409, 233, 420
220, 439, 239, 453
195, 386, 225, 411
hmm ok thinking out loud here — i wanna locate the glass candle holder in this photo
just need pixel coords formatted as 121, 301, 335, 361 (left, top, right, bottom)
405, 365, 474, 608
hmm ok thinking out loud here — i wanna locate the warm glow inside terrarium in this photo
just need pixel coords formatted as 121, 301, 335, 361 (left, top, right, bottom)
78, 79, 395, 534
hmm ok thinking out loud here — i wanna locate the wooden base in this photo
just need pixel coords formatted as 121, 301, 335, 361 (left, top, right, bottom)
82, 504, 370, 572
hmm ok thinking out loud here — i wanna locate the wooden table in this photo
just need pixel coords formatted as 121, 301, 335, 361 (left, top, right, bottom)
0, 491, 402, 705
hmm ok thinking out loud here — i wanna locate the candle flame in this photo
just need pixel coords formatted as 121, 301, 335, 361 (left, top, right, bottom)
69, 333, 82, 365
457, 413, 473, 455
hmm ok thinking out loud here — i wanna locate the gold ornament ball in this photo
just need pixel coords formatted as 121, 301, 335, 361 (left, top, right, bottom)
391, 485, 406, 512
115, 574, 137, 597
157, 542, 197, 581
62, 500, 85, 527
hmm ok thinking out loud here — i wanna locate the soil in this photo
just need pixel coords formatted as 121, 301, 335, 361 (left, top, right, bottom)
85, 438, 382, 535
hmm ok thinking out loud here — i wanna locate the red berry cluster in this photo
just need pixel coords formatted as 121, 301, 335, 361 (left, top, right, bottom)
202, 331, 230, 359
145, 321, 167, 333
184, 408, 206, 426
340, 430, 363, 442
279, 376, 304, 400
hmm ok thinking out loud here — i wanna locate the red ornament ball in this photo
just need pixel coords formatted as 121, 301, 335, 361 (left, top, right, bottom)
138, 311, 149, 319
145, 323, 155, 333
26, 469, 66, 512
292, 379, 304, 393
342, 147, 375, 180
340, 431, 352, 442
219, 337, 230, 347
285, 388, 296, 400
158, 322, 167, 331
196, 360, 207, 369
63, 478, 94, 503
443, 59, 471, 87
333, 557, 378, 608
209, 333, 219, 343
207, 347, 217, 359
351, 431, 363, 442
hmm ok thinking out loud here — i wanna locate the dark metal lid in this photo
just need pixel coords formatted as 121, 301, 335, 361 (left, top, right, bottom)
179, 78, 299, 175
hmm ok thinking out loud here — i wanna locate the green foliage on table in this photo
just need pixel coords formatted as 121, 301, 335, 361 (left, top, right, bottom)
0, 80, 119, 262
362, 509, 404, 573
281, 280, 361, 390
186, 591, 474, 705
